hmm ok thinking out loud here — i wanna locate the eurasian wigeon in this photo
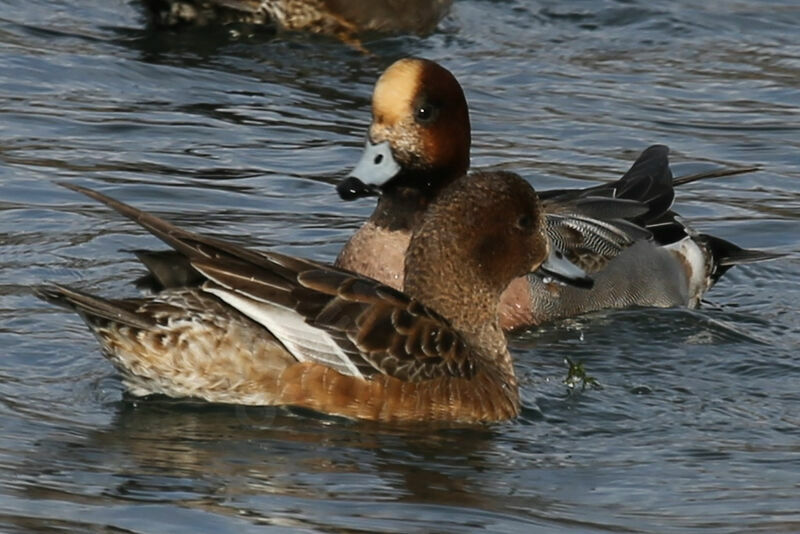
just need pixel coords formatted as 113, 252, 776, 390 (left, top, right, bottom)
335, 58, 783, 331
143, 0, 452, 48
36, 173, 587, 423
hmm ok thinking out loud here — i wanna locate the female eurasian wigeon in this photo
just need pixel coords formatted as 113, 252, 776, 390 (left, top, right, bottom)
143, 0, 452, 48
36, 173, 588, 423
335, 58, 783, 331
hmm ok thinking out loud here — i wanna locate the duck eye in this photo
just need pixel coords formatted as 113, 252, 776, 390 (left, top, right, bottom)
415, 102, 438, 124
516, 214, 533, 231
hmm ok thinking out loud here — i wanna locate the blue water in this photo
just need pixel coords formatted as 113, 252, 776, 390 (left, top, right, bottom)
1, 1, 799, 532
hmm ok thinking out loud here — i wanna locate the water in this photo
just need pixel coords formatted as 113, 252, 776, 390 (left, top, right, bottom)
2, 0, 799, 532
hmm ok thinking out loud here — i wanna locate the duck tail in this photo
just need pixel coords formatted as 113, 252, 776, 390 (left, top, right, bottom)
34, 284, 153, 330
696, 234, 786, 284
672, 166, 760, 187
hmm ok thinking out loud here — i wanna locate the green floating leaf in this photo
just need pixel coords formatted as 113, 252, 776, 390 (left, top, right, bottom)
563, 357, 602, 392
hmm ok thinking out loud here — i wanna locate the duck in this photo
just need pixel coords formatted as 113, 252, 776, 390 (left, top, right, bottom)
335, 57, 784, 331
36, 173, 589, 423
142, 0, 452, 48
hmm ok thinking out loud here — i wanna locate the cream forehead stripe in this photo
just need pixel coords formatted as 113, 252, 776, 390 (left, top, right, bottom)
372, 59, 423, 125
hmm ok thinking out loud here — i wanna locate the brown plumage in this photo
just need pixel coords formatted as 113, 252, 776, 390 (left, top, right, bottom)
37, 171, 571, 423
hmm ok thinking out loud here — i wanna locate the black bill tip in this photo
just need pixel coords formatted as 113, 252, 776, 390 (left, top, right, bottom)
336, 176, 381, 200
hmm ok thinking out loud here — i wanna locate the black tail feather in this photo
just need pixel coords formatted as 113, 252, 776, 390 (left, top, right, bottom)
697, 234, 786, 283
673, 166, 760, 187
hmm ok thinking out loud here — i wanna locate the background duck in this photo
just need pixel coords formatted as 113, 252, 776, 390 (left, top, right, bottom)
142, 0, 453, 47
336, 58, 784, 330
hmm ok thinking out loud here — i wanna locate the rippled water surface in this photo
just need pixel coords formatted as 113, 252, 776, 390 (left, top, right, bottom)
2, 1, 800, 532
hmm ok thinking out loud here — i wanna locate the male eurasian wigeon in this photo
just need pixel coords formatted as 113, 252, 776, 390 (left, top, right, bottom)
36, 173, 588, 423
143, 0, 452, 48
335, 58, 783, 331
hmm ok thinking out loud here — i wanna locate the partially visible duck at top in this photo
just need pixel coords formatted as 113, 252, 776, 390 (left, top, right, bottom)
142, 0, 452, 49
335, 57, 784, 331
37, 172, 585, 423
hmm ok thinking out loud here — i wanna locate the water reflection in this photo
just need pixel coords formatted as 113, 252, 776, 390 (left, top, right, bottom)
11, 401, 564, 531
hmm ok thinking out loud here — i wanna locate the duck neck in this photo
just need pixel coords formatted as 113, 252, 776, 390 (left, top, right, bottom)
403, 235, 508, 359
370, 165, 465, 231
368, 185, 433, 232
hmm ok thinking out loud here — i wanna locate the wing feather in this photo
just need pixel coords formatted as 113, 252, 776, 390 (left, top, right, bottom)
192, 258, 478, 384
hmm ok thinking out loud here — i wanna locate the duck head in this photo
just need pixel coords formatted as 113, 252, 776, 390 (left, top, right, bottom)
338, 58, 471, 203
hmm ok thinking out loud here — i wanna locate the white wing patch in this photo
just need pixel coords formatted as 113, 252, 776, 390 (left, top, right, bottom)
204, 287, 364, 379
